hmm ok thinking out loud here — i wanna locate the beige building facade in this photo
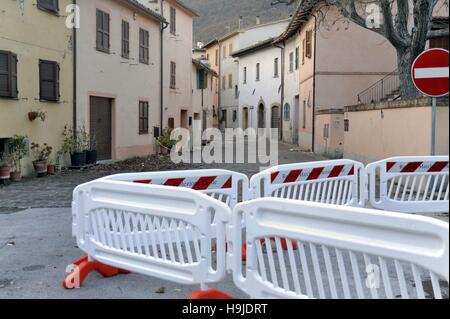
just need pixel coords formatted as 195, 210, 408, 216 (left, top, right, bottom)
0, 0, 74, 176
141, 0, 197, 131
77, 0, 165, 161
344, 98, 449, 164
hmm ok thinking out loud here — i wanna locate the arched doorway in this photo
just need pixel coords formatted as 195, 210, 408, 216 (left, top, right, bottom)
243, 107, 249, 129
258, 103, 265, 128
271, 104, 281, 140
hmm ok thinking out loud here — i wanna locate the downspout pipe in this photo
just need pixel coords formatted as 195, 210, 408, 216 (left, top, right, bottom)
311, 13, 317, 153
274, 42, 285, 141
73, 0, 77, 133
160, 0, 169, 134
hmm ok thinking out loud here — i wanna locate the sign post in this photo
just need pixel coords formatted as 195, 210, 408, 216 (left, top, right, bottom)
411, 48, 449, 155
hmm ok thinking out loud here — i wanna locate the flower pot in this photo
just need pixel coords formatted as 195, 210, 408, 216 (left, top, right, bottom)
47, 165, 56, 175
33, 160, 47, 177
0, 166, 11, 181
28, 112, 38, 121
10, 171, 22, 182
71, 152, 86, 167
85, 150, 97, 165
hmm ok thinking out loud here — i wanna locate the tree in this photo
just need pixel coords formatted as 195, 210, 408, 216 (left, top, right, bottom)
272, 0, 449, 99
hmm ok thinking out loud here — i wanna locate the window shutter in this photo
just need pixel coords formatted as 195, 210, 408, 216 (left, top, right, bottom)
0, 52, 9, 96
10, 54, 18, 98
56, 63, 60, 100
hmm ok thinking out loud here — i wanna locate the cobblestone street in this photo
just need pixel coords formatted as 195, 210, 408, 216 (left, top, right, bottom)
0, 142, 324, 209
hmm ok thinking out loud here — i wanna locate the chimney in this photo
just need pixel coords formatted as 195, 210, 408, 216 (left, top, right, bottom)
256, 16, 261, 25
238, 16, 243, 29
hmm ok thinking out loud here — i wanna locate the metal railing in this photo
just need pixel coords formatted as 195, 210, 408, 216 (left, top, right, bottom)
358, 70, 400, 104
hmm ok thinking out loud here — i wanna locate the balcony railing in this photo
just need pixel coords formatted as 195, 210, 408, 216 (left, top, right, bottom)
358, 70, 400, 104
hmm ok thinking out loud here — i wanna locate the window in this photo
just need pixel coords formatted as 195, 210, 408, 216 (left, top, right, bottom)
170, 62, 176, 89
256, 63, 260, 81
122, 21, 130, 59
323, 124, 330, 139
39, 60, 59, 102
344, 119, 349, 132
215, 49, 219, 66
284, 103, 290, 121
96, 9, 110, 53
222, 76, 226, 90
234, 85, 238, 99
232, 110, 237, 122
37, 0, 59, 14
274, 58, 279, 77
306, 30, 313, 59
302, 101, 307, 129
139, 101, 149, 134
295, 47, 300, 69
243, 67, 247, 84
168, 117, 175, 129
197, 69, 206, 89
223, 46, 227, 59
0, 51, 18, 98
139, 28, 149, 64
170, 7, 177, 35
302, 39, 306, 64
228, 74, 233, 89
289, 52, 294, 72
229, 43, 233, 56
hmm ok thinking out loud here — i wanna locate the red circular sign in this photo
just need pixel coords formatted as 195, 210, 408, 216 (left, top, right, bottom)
411, 48, 449, 97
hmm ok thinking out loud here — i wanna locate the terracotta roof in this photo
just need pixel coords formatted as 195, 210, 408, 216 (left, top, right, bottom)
192, 58, 218, 77
202, 39, 219, 49
172, 0, 199, 17
273, 1, 314, 44
119, 0, 166, 23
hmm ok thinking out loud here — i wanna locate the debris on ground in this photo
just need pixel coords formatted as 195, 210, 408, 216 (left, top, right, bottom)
155, 287, 166, 294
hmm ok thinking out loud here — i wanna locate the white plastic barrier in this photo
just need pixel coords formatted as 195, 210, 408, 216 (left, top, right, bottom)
71, 179, 231, 288
367, 156, 449, 213
250, 160, 366, 207
101, 169, 250, 209
230, 198, 449, 299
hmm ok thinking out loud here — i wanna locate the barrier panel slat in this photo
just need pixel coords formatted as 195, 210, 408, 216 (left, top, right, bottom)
250, 160, 366, 207
230, 198, 449, 299
367, 156, 449, 213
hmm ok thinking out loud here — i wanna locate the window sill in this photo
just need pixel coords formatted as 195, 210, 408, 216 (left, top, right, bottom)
0, 96, 19, 100
39, 99, 60, 103
37, 5, 60, 17
139, 132, 149, 135
96, 47, 111, 55
139, 60, 150, 65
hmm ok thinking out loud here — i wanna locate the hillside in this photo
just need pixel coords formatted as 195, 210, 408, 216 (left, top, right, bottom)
182, 0, 294, 43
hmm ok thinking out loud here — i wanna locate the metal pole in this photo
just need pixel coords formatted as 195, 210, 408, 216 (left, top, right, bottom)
431, 97, 437, 156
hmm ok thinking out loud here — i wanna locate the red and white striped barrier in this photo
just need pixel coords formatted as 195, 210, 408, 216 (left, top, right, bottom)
367, 156, 449, 213
250, 160, 366, 207
100, 169, 249, 208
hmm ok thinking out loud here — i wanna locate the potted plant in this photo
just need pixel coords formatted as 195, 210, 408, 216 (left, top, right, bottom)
47, 161, 56, 175
31, 142, 53, 177
62, 126, 86, 166
28, 111, 47, 122
0, 154, 12, 182
157, 128, 177, 155
8, 135, 28, 182
85, 131, 97, 165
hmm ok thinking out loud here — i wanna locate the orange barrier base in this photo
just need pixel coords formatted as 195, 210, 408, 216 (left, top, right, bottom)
189, 289, 234, 299
63, 256, 130, 289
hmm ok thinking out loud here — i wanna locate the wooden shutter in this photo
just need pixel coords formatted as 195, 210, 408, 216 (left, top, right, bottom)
122, 21, 130, 58
0, 51, 10, 97
306, 30, 312, 58
39, 60, 59, 101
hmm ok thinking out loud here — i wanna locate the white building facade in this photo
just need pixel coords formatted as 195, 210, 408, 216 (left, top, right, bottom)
218, 19, 290, 130
232, 40, 283, 138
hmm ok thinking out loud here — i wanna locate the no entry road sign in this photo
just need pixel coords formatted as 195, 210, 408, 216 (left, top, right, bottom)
411, 48, 449, 97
